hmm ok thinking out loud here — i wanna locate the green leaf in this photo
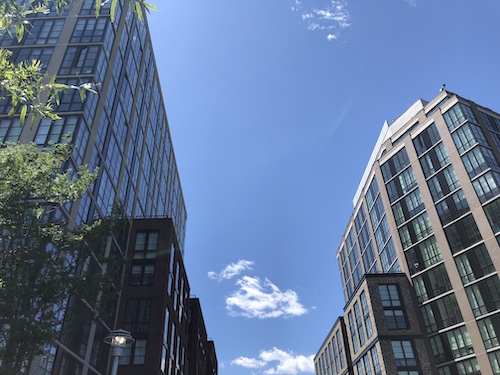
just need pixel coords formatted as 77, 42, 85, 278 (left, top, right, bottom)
110, 0, 118, 22
20, 104, 27, 124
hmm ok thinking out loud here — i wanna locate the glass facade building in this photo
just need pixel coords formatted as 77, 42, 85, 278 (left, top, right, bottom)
0, 1, 214, 374
316, 91, 500, 375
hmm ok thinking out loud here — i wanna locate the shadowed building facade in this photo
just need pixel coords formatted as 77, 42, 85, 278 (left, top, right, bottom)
0, 1, 215, 374
316, 91, 500, 375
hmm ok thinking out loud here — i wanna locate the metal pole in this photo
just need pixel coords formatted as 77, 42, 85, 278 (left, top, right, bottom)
111, 355, 120, 375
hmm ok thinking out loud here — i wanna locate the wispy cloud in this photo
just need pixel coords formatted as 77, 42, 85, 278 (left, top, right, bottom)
405, 0, 418, 6
226, 276, 308, 319
232, 348, 314, 375
208, 259, 254, 281
292, 0, 351, 41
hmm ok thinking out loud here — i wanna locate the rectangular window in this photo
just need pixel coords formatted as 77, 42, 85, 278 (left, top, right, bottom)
413, 264, 452, 303
381, 148, 410, 182
484, 198, 500, 233
386, 167, 418, 203
123, 299, 152, 334
405, 236, 442, 275
454, 243, 495, 284
392, 189, 425, 226
380, 285, 408, 330
473, 171, 500, 203
451, 123, 488, 154
461, 146, 500, 179
466, 276, 500, 317
119, 339, 147, 365
348, 311, 359, 353
371, 347, 381, 375
133, 231, 159, 259
130, 264, 155, 286
419, 143, 450, 178
391, 341, 417, 367
0, 118, 22, 143
413, 123, 441, 156
478, 314, 500, 349
421, 294, 463, 334
360, 292, 373, 338
435, 189, 470, 226
444, 214, 482, 254
71, 17, 109, 43
427, 166, 460, 202
365, 177, 380, 210
354, 302, 365, 346
443, 102, 477, 131
398, 213, 433, 249
489, 350, 500, 375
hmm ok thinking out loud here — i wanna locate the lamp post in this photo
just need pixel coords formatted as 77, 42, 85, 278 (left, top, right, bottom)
103, 329, 135, 375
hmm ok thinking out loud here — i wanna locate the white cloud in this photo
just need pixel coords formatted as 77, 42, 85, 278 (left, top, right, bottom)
226, 276, 308, 319
293, 0, 351, 40
232, 348, 315, 375
208, 259, 254, 281
405, 0, 418, 6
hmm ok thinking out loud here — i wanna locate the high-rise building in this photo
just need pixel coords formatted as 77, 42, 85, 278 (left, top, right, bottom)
0, 1, 215, 374
315, 90, 500, 375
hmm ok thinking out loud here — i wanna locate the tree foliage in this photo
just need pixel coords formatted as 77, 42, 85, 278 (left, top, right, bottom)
0, 0, 157, 125
0, 142, 125, 374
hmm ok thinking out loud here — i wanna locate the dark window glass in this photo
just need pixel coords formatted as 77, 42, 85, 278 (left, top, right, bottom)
381, 148, 410, 182
60, 45, 102, 75
452, 123, 488, 154
437, 358, 480, 375
386, 167, 418, 203
419, 143, 450, 178
414, 123, 441, 156
484, 198, 500, 233
369, 196, 385, 230
0, 118, 22, 143
133, 231, 159, 259
392, 189, 425, 226
119, 339, 147, 365
379, 239, 398, 272
435, 189, 470, 226
443, 103, 477, 131
391, 341, 417, 367
398, 213, 433, 250
413, 264, 452, 303
360, 292, 373, 338
429, 326, 473, 363
466, 276, 500, 317
427, 166, 460, 202
420, 294, 463, 334
455, 243, 495, 284
462, 146, 500, 179
348, 311, 359, 353
365, 177, 380, 210
481, 111, 500, 133
123, 299, 152, 334
71, 17, 109, 43
405, 236, 442, 275
355, 204, 367, 233
444, 214, 482, 254
473, 171, 500, 203
478, 314, 500, 349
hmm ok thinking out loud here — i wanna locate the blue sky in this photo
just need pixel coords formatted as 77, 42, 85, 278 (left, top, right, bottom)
147, 1, 500, 374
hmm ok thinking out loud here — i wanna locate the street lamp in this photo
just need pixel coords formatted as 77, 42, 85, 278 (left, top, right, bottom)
103, 329, 135, 375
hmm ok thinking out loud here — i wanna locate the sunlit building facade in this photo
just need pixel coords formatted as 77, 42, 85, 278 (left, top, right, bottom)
316, 91, 500, 375
0, 1, 215, 374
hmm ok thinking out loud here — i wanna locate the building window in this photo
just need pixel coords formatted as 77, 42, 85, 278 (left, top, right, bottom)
71, 17, 109, 43
392, 189, 425, 226
435, 189, 470, 226
405, 236, 442, 275
443, 102, 477, 131
130, 264, 155, 286
414, 123, 441, 156
381, 148, 410, 182
454, 243, 495, 284
370, 347, 381, 375
386, 167, 418, 203
123, 299, 152, 334
379, 285, 408, 330
451, 123, 488, 154
421, 294, 463, 334
348, 311, 359, 353
398, 213, 433, 250
489, 350, 500, 375
119, 339, 147, 365
430, 327, 473, 363
443, 214, 482, 254
427, 166, 460, 202
354, 302, 365, 346
478, 314, 500, 349
437, 358, 480, 375
60, 45, 102, 75
484, 198, 500, 233
365, 177, 380, 210
360, 292, 373, 338
133, 231, 159, 259
413, 264, 452, 303
462, 146, 500, 179
0, 118, 22, 143
24, 19, 64, 44
466, 276, 500, 317
473, 171, 500, 203
419, 143, 450, 178
391, 341, 417, 367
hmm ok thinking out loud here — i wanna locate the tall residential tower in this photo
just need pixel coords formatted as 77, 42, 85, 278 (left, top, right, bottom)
0, 1, 215, 374
316, 91, 500, 375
